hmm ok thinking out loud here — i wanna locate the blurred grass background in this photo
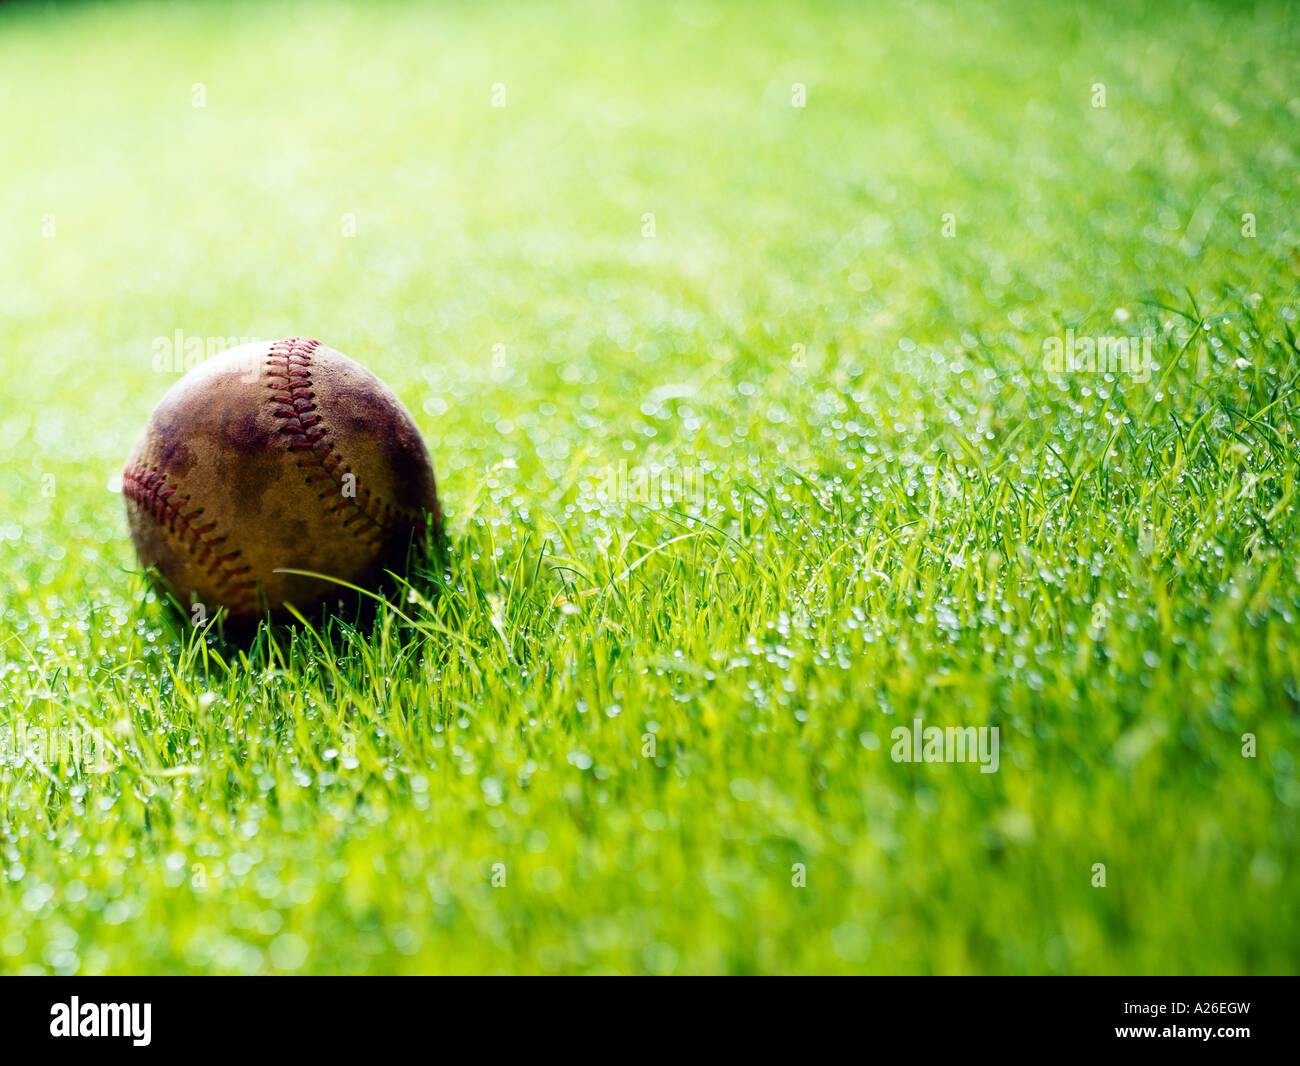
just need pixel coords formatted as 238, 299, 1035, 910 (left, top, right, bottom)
0, 0, 1298, 973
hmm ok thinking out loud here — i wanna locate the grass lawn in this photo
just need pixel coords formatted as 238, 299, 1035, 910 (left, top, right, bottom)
1, 0, 1298, 974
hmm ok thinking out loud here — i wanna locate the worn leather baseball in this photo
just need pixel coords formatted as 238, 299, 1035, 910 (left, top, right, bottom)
123, 336, 441, 624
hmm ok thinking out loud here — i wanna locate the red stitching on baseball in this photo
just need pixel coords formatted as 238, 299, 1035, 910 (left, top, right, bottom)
264, 337, 424, 545
123, 462, 258, 612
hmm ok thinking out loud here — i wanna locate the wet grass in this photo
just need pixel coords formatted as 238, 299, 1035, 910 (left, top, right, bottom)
0, 0, 1298, 973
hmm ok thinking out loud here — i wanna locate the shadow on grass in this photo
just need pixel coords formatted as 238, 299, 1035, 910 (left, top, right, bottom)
140, 521, 460, 663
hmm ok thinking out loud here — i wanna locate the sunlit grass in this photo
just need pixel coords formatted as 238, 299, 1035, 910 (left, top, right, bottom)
0, 0, 1297, 973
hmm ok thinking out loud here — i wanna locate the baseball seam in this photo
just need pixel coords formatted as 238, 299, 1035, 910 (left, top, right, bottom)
122, 463, 259, 613
265, 337, 424, 546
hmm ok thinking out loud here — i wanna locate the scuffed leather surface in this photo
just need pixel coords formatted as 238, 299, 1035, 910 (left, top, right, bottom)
123, 337, 441, 623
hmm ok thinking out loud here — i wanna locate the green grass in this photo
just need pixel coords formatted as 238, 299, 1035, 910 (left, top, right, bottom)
1, 0, 1299, 974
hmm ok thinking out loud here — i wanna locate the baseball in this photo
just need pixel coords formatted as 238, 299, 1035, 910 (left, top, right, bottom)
123, 336, 441, 625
